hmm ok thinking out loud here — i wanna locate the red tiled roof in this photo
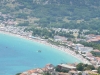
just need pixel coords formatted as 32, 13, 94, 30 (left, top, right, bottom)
27, 69, 38, 74
96, 57, 100, 61
42, 67, 48, 72
94, 50, 100, 52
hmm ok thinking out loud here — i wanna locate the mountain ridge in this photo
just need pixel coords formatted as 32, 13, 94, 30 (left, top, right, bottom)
0, 0, 100, 31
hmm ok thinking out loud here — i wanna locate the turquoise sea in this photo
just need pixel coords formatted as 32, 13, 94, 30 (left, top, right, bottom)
0, 33, 80, 75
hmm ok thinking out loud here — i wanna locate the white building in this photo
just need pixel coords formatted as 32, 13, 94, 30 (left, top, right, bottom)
78, 47, 93, 53
58, 64, 76, 71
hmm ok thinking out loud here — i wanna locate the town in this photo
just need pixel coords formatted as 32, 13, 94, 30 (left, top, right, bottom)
0, 10, 100, 75
18, 63, 99, 75
1, 24, 100, 75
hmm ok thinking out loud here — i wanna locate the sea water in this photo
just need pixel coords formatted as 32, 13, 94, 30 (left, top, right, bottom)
0, 33, 80, 75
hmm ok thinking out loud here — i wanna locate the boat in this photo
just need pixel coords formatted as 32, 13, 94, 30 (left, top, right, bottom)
38, 50, 41, 53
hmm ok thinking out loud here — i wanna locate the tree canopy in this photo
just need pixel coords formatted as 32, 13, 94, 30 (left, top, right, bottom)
1, 0, 100, 32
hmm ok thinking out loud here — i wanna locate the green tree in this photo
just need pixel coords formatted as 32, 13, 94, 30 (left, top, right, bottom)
43, 72, 51, 75
18, 21, 29, 26
85, 65, 95, 70
16, 73, 21, 75
78, 72, 82, 75
76, 63, 84, 71
98, 67, 100, 74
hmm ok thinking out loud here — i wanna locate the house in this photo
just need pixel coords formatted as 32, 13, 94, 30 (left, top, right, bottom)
20, 68, 43, 75
78, 47, 93, 53
54, 36, 67, 42
57, 72, 70, 75
69, 70, 78, 75
45, 64, 54, 69
41, 64, 55, 75
45, 64, 55, 74
66, 41, 74, 47
20, 64, 55, 75
95, 57, 100, 66
86, 52, 93, 57
86, 35, 100, 42
85, 52, 96, 61
28, 69, 38, 75
93, 49, 100, 53
90, 60, 97, 65
74, 44, 84, 50
57, 64, 76, 71
86, 56, 95, 61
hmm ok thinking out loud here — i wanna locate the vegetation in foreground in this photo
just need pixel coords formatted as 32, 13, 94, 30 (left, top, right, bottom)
16, 63, 100, 75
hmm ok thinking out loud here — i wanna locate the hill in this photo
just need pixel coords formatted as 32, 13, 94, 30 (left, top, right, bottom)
0, 0, 100, 32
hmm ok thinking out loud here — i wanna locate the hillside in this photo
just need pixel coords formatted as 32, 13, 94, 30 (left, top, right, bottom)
0, 0, 100, 32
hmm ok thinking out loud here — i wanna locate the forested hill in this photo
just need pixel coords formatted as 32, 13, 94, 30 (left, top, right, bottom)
19, 0, 100, 6
0, 0, 100, 32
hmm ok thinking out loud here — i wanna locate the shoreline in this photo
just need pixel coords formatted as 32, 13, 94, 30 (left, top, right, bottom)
0, 30, 91, 65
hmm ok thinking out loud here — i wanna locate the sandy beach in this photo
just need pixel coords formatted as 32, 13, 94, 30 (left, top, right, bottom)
0, 30, 91, 65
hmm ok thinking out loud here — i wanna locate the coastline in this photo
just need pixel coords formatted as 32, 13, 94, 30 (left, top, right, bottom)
0, 30, 91, 65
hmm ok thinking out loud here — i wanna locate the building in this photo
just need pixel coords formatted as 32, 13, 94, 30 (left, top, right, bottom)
54, 35, 67, 42
74, 44, 84, 50
96, 57, 100, 66
86, 52, 93, 57
78, 47, 93, 53
69, 70, 78, 75
57, 64, 76, 71
93, 49, 100, 53
57, 72, 70, 75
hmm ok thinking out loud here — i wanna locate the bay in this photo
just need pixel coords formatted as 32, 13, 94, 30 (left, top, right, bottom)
0, 33, 80, 75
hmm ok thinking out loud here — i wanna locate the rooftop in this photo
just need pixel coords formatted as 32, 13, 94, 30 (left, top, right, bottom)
58, 64, 76, 69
